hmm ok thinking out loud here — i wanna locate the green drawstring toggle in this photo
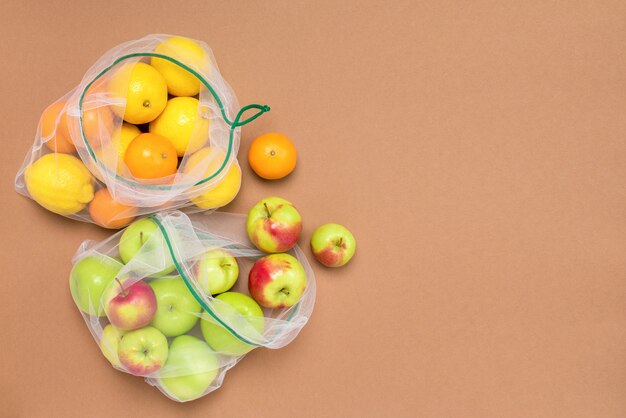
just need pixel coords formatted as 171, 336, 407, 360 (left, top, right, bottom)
232, 104, 271, 128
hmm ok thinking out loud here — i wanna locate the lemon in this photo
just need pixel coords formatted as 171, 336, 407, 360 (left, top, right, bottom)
96, 123, 141, 172
111, 123, 141, 161
151, 37, 210, 96
149, 97, 209, 157
109, 62, 167, 124
184, 147, 241, 209
25, 153, 95, 215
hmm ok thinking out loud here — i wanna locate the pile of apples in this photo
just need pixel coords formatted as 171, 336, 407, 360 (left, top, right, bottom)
69, 196, 329, 401
70, 191, 356, 400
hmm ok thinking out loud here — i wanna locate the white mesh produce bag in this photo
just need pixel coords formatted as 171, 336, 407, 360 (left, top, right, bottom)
15, 34, 269, 227
69, 211, 315, 402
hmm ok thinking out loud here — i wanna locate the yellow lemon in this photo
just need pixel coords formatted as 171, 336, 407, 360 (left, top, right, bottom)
25, 153, 95, 215
96, 123, 141, 172
112, 123, 141, 162
184, 147, 241, 209
151, 37, 210, 96
109, 62, 167, 124
149, 97, 209, 157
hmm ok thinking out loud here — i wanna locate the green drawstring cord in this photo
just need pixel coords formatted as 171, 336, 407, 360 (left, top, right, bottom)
231, 104, 271, 128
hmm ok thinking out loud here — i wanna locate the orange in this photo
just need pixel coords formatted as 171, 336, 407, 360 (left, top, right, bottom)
124, 133, 178, 179
71, 78, 118, 149
40, 101, 75, 153
89, 188, 137, 229
72, 106, 116, 149
248, 132, 297, 180
83, 107, 116, 148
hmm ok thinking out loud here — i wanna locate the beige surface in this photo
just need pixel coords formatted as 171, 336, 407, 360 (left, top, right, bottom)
1, 1, 626, 416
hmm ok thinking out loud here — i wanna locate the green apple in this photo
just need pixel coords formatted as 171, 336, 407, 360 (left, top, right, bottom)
248, 253, 307, 308
158, 335, 220, 402
99, 324, 126, 367
69, 254, 124, 316
246, 197, 302, 253
118, 218, 175, 277
310, 223, 356, 267
192, 249, 239, 295
200, 292, 265, 356
117, 326, 169, 375
150, 277, 202, 337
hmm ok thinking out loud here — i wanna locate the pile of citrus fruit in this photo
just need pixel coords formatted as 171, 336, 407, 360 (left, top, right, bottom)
23, 36, 245, 229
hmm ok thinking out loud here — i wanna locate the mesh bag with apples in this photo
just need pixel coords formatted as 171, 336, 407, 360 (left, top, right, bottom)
69, 210, 316, 402
15, 34, 269, 228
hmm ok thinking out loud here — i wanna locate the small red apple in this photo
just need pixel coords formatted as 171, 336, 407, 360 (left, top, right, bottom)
105, 278, 157, 331
248, 253, 307, 308
310, 223, 356, 267
246, 197, 302, 253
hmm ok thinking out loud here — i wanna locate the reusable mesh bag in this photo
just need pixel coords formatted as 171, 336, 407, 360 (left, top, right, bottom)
15, 34, 269, 227
69, 211, 315, 402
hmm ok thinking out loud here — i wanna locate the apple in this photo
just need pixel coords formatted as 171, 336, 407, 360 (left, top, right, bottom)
200, 292, 265, 356
118, 218, 175, 277
246, 197, 302, 253
150, 277, 202, 337
310, 223, 356, 267
192, 249, 239, 295
104, 278, 157, 330
69, 255, 123, 316
99, 324, 126, 368
117, 326, 169, 375
158, 335, 220, 402
248, 253, 307, 308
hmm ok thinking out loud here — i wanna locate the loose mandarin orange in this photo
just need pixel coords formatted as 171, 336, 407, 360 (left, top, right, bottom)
88, 188, 137, 229
248, 132, 297, 180
124, 133, 178, 179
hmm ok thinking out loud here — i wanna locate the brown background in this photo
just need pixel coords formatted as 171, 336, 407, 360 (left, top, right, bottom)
1, 1, 626, 417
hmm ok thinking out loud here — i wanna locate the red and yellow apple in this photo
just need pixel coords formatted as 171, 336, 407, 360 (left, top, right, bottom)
248, 253, 307, 308
117, 326, 169, 375
310, 223, 356, 267
104, 279, 157, 330
246, 197, 302, 253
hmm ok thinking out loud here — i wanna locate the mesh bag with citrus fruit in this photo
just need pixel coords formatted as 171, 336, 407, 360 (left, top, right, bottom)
69, 210, 315, 402
15, 34, 269, 228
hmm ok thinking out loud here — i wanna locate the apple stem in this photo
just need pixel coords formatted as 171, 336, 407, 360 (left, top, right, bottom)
139, 231, 144, 245
337, 237, 343, 247
263, 202, 272, 218
115, 278, 128, 298
280, 288, 290, 296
